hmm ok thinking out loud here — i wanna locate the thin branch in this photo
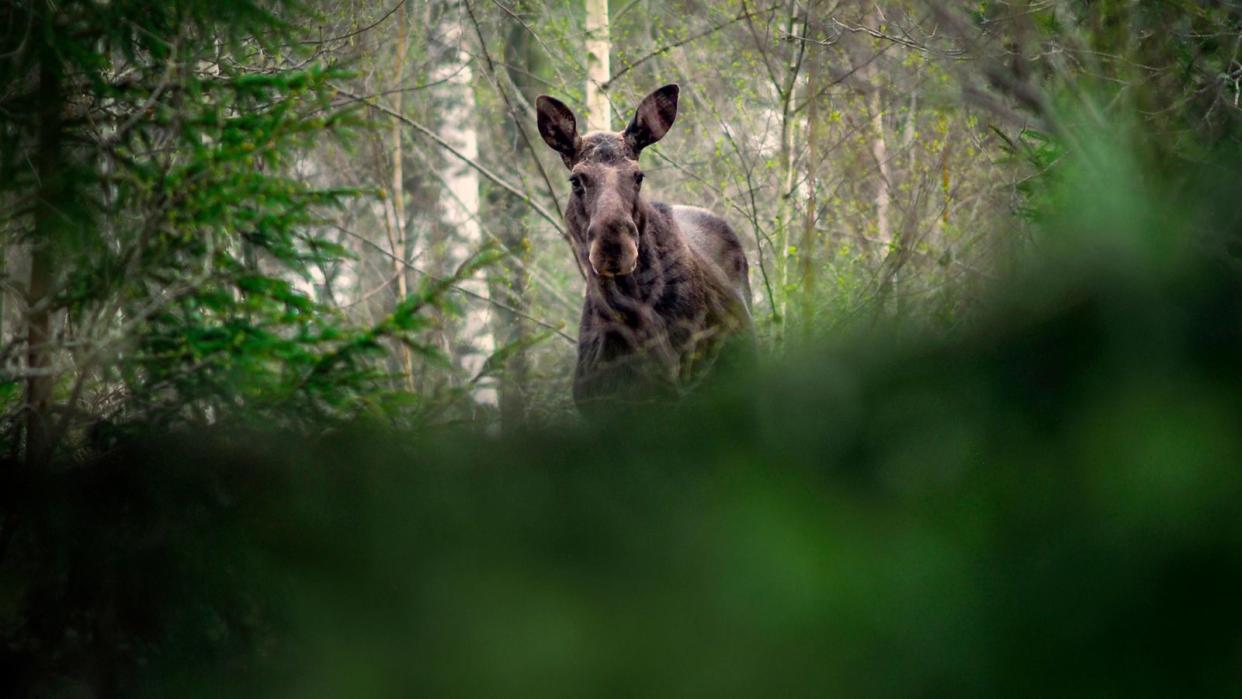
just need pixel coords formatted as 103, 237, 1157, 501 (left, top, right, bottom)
300, 0, 408, 46
334, 86, 572, 247
339, 226, 577, 345
403, 137, 580, 312
488, 0, 561, 62
463, 0, 568, 229
718, 121, 777, 321
602, 4, 783, 90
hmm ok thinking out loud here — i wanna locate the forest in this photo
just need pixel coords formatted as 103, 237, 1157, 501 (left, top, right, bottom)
2, 0, 1242, 695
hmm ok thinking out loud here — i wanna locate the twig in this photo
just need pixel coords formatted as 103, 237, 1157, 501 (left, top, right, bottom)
338, 225, 576, 345
602, 4, 783, 90
334, 86, 573, 250
463, 1, 582, 280
300, 0, 408, 46
717, 121, 778, 322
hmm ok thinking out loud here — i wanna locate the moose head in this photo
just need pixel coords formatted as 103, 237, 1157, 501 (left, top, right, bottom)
536, 84, 679, 278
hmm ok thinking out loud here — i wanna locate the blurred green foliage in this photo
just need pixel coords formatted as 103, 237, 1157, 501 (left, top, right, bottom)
4, 128, 1242, 695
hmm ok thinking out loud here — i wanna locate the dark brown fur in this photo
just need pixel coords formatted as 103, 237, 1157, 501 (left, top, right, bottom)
536, 85, 754, 413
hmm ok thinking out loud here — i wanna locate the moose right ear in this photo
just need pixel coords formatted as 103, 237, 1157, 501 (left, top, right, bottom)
536, 95, 580, 167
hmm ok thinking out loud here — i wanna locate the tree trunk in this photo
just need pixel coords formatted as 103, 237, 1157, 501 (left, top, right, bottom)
486, 8, 540, 430
390, 1, 415, 391
798, 5, 820, 339
2, 242, 30, 357
863, 7, 895, 315
867, 8, 891, 249
24, 21, 65, 467
585, 0, 611, 131
773, 0, 807, 345
432, 7, 490, 403
869, 94, 890, 249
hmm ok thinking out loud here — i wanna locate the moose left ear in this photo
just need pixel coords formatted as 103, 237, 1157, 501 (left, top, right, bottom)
536, 95, 581, 168
624, 84, 679, 155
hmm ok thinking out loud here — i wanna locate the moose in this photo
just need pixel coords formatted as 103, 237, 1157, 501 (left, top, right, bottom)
536, 84, 754, 413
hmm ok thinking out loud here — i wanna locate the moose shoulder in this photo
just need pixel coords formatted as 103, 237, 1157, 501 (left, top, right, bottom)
536, 84, 755, 414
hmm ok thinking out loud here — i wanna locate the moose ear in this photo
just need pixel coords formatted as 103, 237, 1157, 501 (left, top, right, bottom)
624, 84, 679, 155
536, 95, 580, 166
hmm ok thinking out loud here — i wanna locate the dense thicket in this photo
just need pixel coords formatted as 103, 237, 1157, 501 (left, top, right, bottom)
4, 1, 1240, 446
0, 1, 497, 463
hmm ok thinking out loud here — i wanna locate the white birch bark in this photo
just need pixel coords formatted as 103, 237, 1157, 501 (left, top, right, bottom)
432, 7, 494, 405
867, 9, 891, 247
585, 0, 611, 131
390, 2, 415, 390
870, 89, 891, 247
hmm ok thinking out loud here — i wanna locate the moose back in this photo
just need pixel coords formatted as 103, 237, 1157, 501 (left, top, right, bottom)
536, 84, 755, 414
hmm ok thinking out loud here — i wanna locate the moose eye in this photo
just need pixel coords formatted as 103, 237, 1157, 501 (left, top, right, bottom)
634, 172, 645, 186
569, 175, 585, 194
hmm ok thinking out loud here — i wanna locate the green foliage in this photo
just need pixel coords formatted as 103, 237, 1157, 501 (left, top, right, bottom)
0, 0, 485, 450
5, 130, 1242, 695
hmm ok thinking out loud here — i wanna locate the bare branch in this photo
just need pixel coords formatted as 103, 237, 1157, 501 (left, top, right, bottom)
338, 225, 577, 345
333, 86, 575, 254
602, 3, 784, 90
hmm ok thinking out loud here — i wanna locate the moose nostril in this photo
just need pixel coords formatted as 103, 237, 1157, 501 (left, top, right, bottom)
589, 237, 639, 278
597, 239, 623, 257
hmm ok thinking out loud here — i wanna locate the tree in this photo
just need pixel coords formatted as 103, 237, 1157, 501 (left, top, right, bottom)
585, 0, 612, 130
388, 0, 417, 391
0, 0, 471, 460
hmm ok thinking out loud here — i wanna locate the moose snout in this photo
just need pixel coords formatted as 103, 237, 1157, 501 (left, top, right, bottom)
587, 223, 639, 277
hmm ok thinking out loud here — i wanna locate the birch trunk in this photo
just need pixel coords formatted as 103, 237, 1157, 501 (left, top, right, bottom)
798, 12, 820, 338
864, 7, 894, 313
869, 93, 890, 249
773, 0, 807, 345
432, 9, 492, 404
390, 2, 415, 391
585, 0, 611, 131
867, 9, 891, 249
